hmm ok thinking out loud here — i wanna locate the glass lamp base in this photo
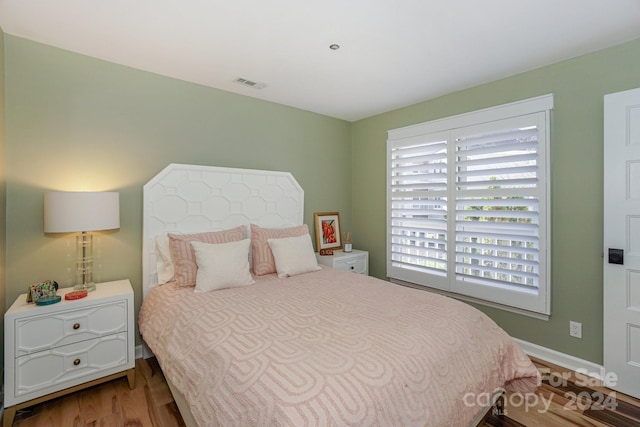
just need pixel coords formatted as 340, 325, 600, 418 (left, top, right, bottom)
74, 283, 96, 292
76, 232, 95, 292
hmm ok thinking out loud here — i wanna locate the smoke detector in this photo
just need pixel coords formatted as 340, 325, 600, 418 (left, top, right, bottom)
233, 77, 267, 90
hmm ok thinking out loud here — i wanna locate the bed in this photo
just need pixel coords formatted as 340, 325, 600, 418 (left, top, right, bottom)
139, 164, 540, 427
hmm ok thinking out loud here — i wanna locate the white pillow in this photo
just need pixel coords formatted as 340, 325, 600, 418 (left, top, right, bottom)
191, 239, 255, 293
155, 234, 175, 284
268, 234, 321, 278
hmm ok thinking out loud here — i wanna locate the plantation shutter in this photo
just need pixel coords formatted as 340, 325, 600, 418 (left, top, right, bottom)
387, 95, 552, 316
453, 115, 543, 294
388, 133, 449, 289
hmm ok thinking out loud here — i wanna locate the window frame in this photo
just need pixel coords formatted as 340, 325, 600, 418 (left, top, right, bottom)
387, 95, 552, 316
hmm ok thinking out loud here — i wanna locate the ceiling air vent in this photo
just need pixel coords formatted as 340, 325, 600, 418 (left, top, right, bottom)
233, 77, 267, 90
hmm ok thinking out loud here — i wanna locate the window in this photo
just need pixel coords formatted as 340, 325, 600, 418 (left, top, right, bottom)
387, 95, 552, 315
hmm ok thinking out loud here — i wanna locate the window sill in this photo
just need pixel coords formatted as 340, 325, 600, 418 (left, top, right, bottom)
389, 278, 550, 321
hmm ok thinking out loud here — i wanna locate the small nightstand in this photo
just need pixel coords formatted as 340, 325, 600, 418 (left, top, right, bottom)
316, 249, 369, 275
3, 280, 135, 427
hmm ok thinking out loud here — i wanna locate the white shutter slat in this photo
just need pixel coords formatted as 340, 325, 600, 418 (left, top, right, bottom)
456, 228, 539, 242
455, 240, 539, 256
394, 210, 447, 219
394, 236, 446, 248
456, 128, 538, 147
392, 152, 447, 164
391, 138, 447, 153
456, 264, 538, 282
457, 165, 538, 179
393, 167, 446, 177
393, 222, 446, 230
392, 172, 447, 182
456, 209, 539, 220
457, 198, 538, 208
456, 179, 539, 190
458, 153, 538, 168
459, 140, 537, 156
455, 251, 538, 268
456, 270, 539, 287
392, 184, 447, 192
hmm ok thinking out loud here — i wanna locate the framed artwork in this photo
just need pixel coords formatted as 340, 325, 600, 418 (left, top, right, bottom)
314, 212, 341, 251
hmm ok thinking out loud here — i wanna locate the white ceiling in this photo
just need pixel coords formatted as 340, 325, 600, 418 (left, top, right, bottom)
1, 0, 640, 122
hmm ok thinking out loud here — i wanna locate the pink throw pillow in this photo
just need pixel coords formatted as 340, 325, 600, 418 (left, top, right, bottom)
250, 224, 309, 275
168, 225, 245, 287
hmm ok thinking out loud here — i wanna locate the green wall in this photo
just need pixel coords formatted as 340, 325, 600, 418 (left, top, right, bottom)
4, 35, 352, 344
351, 37, 640, 364
0, 26, 6, 362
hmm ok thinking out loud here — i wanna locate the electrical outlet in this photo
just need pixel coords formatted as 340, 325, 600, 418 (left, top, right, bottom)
570, 321, 582, 338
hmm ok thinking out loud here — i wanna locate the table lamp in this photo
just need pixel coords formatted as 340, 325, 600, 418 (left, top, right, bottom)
44, 191, 120, 291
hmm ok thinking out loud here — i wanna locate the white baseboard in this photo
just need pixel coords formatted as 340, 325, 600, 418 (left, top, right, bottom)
514, 338, 605, 380
135, 344, 144, 360
135, 343, 155, 359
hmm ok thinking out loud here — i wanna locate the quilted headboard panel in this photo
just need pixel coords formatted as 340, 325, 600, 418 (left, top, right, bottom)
142, 163, 304, 297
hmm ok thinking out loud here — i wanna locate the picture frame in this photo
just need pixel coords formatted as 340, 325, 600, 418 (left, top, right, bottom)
314, 212, 342, 251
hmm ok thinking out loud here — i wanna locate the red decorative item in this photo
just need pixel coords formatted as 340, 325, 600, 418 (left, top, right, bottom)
65, 290, 88, 300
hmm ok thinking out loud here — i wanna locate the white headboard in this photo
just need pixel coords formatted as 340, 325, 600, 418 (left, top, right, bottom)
142, 164, 304, 298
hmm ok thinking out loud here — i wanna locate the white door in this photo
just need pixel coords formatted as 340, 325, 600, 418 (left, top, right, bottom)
604, 87, 640, 399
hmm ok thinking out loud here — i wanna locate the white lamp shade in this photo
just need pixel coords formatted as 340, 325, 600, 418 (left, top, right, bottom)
44, 191, 120, 233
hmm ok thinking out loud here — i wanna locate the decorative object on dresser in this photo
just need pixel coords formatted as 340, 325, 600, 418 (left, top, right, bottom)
3, 279, 135, 427
43, 191, 120, 292
342, 231, 352, 252
25, 279, 58, 303
313, 211, 341, 251
315, 248, 368, 275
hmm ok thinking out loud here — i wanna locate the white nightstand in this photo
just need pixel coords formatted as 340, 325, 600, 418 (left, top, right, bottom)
316, 249, 369, 275
3, 280, 135, 427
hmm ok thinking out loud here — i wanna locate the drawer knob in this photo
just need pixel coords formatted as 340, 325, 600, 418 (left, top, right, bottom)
350, 266, 355, 270
73, 323, 80, 330
73, 359, 81, 366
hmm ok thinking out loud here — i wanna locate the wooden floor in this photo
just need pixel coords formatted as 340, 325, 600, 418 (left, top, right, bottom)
10, 357, 184, 427
7, 357, 640, 426
481, 357, 640, 427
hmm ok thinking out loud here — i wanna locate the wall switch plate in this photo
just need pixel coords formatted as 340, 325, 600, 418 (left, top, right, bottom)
570, 321, 582, 338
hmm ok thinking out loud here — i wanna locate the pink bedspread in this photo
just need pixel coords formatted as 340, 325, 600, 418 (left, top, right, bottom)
139, 267, 539, 426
